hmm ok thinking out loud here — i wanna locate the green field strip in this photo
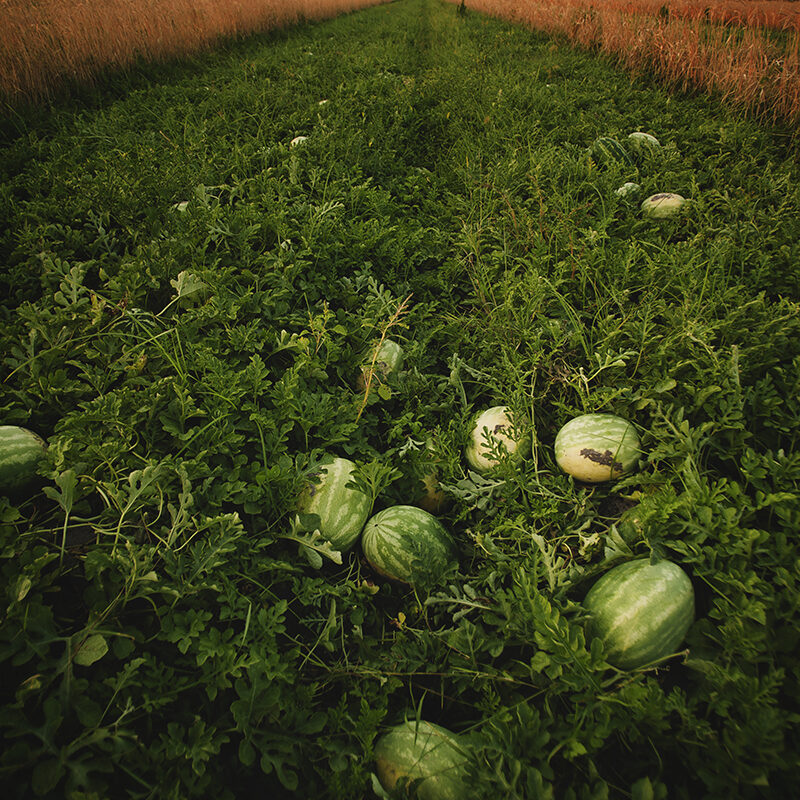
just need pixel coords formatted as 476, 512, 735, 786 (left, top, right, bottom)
1, 1, 799, 797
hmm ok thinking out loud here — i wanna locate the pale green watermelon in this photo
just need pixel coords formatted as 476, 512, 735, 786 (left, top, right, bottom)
554, 414, 640, 483
641, 193, 686, 219
357, 338, 404, 391
374, 720, 471, 800
584, 558, 695, 670
297, 456, 371, 551
361, 505, 456, 587
0, 425, 46, 496
465, 406, 527, 473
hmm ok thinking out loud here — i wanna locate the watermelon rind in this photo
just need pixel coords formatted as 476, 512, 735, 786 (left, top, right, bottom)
0, 425, 47, 496
361, 505, 457, 587
465, 406, 528, 473
640, 193, 686, 219
590, 136, 633, 167
296, 456, 371, 552
373, 720, 471, 800
554, 414, 640, 483
584, 558, 695, 670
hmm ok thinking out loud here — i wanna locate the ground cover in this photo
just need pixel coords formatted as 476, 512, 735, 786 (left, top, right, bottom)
1, 0, 799, 797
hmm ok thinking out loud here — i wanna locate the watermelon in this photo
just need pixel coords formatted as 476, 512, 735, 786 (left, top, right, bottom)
465, 406, 527, 473
0, 425, 46, 496
627, 131, 661, 156
640, 193, 686, 219
374, 720, 470, 800
297, 456, 371, 552
361, 505, 457, 587
589, 136, 633, 166
614, 182, 641, 198
357, 338, 404, 391
554, 414, 640, 483
584, 558, 695, 670
416, 471, 450, 515
415, 439, 450, 515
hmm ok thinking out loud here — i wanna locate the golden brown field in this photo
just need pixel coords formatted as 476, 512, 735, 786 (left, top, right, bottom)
0, 0, 390, 105
452, 0, 800, 126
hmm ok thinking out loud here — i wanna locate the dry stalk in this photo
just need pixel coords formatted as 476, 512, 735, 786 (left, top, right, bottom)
355, 293, 412, 423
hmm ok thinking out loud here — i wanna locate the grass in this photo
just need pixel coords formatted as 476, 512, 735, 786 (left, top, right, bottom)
1, 0, 800, 797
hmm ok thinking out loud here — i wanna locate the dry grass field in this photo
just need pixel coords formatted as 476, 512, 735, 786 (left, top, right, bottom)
0, 0, 390, 105
453, 0, 800, 126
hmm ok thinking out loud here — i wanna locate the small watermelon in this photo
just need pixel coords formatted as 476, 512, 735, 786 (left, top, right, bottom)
590, 136, 633, 166
554, 414, 640, 483
627, 131, 661, 156
357, 338, 404, 391
640, 193, 686, 219
465, 406, 527, 473
297, 456, 371, 552
0, 425, 47, 496
374, 720, 471, 800
584, 558, 695, 670
415, 439, 450, 515
614, 182, 641, 198
361, 505, 457, 587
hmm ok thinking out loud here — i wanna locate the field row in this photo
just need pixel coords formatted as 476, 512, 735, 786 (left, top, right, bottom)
2, 1, 800, 797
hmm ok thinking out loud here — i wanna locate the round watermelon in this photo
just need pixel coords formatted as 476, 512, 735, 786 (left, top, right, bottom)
465, 406, 527, 473
640, 193, 686, 219
374, 720, 470, 800
361, 505, 457, 587
0, 425, 47, 496
416, 471, 450, 515
296, 456, 371, 552
357, 338, 404, 391
627, 131, 661, 156
554, 414, 640, 483
584, 558, 695, 670
614, 182, 641, 199
590, 136, 633, 167
415, 439, 450, 515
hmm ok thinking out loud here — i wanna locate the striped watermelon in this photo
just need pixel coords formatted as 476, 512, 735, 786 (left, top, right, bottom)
554, 414, 640, 483
357, 338, 404, 391
641, 193, 686, 219
0, 426, 46, 496
627, 131, 661, 156
361, 505, 457, 587
296, 456, 371, 552
584, 558, 695, 670
465, 406, 527, 473
374, 720, 470, 800
590, 136, 633, 166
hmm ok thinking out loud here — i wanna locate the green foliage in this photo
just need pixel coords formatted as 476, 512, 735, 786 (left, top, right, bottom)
2, 0, 800, 797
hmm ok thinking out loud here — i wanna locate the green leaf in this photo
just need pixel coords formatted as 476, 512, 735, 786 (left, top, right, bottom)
73, 634, 109, 667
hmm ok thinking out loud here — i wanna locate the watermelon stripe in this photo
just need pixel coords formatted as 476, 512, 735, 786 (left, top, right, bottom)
0, 426, 46, 495
590, 136, 633, 166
